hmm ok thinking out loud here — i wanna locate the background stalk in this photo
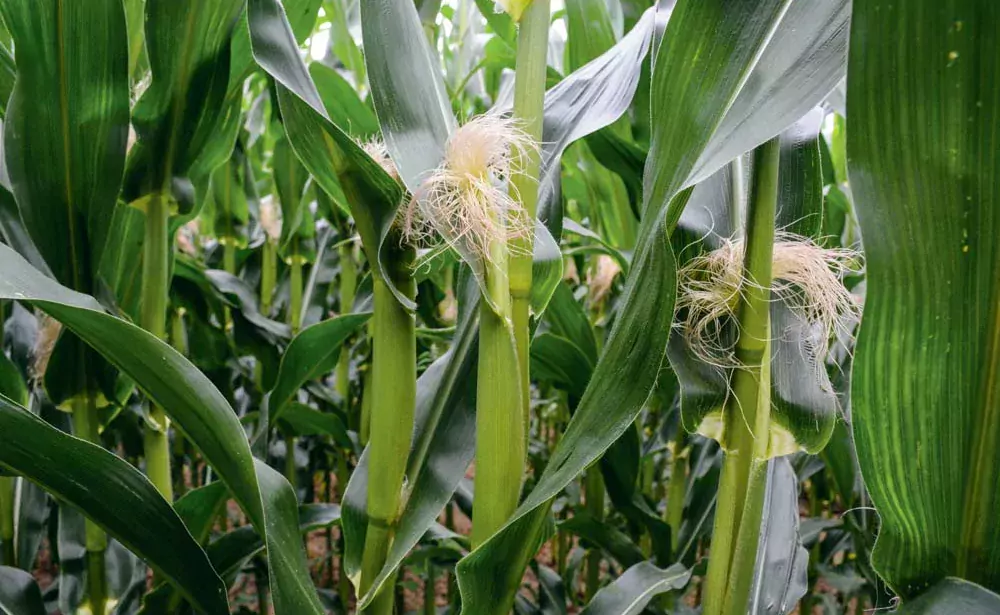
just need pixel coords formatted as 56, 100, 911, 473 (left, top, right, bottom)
584, 466, 605, 600
472, 232, 524, 548
285, 238, 305, 489
701, 137, 780, 615
508, 0, 551, 440
360, 246, 417, 613
72, 390, 109, 614
141, 194, 173, 502
0, 475, 14, 566
337, 242, 357, 401
261, 238, 277, 316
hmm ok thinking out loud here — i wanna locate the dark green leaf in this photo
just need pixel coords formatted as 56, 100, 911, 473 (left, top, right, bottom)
0, 0, 129, 290
0, 244, 325, 614
129, 0, 244, 195
267, 312, 371, 421
0, 397, 228, 614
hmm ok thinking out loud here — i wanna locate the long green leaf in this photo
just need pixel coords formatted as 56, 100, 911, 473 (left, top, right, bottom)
0, 397, 227, 614
128, 0, 244, 197
848, 0, 1000, 598
0, 244, 325, 614
246, 0, 412, 309
0, 0, 129, 291
580, 563, 690, 615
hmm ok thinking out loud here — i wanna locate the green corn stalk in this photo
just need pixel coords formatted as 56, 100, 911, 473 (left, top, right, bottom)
508, 0, 550, 445
0, 474, 13, 566
141, 193, 173, 503
360, 245, 417, 614
471, 0, 550, 552
702, 137, 781, 615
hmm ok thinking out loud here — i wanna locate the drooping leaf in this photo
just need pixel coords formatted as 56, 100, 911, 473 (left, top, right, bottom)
847, 0, 1000, 598
899, 578, 1000, 615
0, 244, 325, 614
0, 396, 228, 614
579, 563, 690, 615
246, 0, 412, 309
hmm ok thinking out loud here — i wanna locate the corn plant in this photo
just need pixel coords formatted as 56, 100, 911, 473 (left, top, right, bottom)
0, 0, 997, 614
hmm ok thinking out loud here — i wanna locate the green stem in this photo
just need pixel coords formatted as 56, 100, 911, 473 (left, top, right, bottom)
261, 238, 277, 316
73, 392, 108, 614
360, 248, 417, 613
702, 137, 780, 615
337, 242, 358, 402
337, 451, 353, 608
424, 560, 437, 615
508, 0, 550, 444
87, 546, 108, 615
289, 240, 304, 335
666, 426, 689, 556
223, 239, 237, 275
584, 466, 605, 601
284, 240, 305, 489
0, 475, 14, 566
141, 194, 173, 502
472, 231, 524, 549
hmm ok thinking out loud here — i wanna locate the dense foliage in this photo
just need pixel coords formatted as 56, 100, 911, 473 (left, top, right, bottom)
0, 0, 997, 614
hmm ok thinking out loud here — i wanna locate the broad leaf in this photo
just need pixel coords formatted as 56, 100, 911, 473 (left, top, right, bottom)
0, 397, 227, 614
580, 562, 690, 615
128, 0, 244, 199
899, 579, 1000, 615
848, 0, 1000, 598
0, 0, 129, 289
267, 312, 372, 421
0, 244, 325, 614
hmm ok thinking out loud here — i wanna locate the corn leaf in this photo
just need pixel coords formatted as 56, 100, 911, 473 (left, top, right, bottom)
0, 397, 228, 614
749, 457, 810, 614
455, 0, 838, 609
266, 312, 372, 421
847, 0, 1000, 599
0, 566, 45, 615
899, 579, 1000, 615
580, 562, 690, 615
246, 0, 413, 310
272, 135, 310, 250
361, 0, 455, 194
128, 0, 244, 201
0, 244, 325, 615
0, 0, 128, 291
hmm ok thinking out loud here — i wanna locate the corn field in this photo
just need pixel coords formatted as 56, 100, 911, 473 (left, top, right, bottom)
0, 0, 996, 614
